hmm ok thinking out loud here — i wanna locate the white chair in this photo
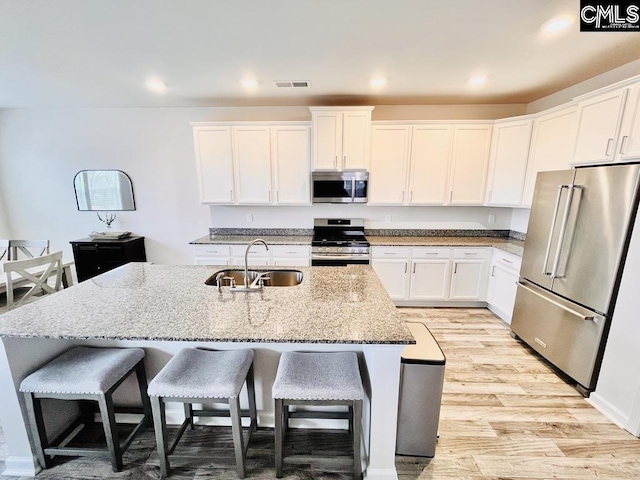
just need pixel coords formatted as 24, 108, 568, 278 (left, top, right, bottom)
3, 251, 64, 310
7, 239, 50, 260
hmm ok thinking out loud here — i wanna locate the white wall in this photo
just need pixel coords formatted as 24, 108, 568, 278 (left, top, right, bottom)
0, 104, 523, 265
510, 208, 530, 234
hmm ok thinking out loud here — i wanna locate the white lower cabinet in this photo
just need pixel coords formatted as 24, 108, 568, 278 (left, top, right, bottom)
486, 250, 522, 323
372, 246, 490, 304
193, 244, 310, 267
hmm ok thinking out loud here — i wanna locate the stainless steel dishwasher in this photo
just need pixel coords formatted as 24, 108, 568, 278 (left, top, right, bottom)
396, 322, 446, 457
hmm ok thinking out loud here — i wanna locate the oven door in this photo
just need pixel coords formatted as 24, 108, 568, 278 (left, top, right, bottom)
311, 255, 371, 266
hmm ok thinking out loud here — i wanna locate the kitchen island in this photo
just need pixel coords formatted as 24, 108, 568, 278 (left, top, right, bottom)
0, 263, 414, 479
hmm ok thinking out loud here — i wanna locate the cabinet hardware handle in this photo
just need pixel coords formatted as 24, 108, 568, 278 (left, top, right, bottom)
334, 155, 338, 168
424, 252, 438, 256
605, 138, 613, 156
488, 190, 492, 202
464, 252, 477, 256
405, 263, 408, 274
501, 258, 513, 264
491, 265, 496, 277
269, 191, 271, 202
454, 263, 458, 274
449, 191, 453, 202
384, 252, 396, 255
401, 191, 405, 202
343, 155, 346, 168
620, 135, 629, 155
413, 263, 416, 274
230, 190, 234, 202
410, 191, 413, 202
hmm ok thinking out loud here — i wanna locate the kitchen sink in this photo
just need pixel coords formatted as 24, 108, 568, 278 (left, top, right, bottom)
205, 269, 303, 287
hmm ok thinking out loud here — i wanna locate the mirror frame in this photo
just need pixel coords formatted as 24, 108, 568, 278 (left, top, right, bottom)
73, 170, 136, 211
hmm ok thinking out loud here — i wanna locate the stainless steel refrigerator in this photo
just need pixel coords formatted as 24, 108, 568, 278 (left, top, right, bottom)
511, 163, 640, 396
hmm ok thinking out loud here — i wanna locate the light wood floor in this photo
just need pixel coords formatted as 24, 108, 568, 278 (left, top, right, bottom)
0, 307, 639, 479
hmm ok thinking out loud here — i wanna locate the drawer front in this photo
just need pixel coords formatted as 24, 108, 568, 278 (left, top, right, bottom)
411, 247, 451, 259
492, 249, 522, 272
372, 246, 411, 259
231, 245, 270, 257
453, 248, 490, 259
269, 245, 310, 257
193, 245, 231, 257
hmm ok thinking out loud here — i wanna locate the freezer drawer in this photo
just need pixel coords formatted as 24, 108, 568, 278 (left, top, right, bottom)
511, 280, 607, 391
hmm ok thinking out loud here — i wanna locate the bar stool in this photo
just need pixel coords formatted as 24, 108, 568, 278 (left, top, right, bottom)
147, 348, 257, 479
19, 346, 152, 472
272, 351, 365, 479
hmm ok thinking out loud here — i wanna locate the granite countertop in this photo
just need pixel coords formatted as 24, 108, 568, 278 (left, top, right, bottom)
368, 236, 524, 257
0, 263, 414, 345
191, 234, 313, 245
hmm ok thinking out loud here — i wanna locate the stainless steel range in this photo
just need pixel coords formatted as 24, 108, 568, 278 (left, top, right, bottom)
311, 218, 370, 266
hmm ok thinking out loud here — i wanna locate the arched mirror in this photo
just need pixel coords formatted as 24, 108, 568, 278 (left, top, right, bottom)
74, 170, 136, 211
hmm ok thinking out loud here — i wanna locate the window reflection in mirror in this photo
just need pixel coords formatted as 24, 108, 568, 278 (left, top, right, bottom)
74, 170, 136, 211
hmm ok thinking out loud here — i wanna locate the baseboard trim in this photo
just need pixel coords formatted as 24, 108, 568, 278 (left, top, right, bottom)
1, 456, 39, 477
588, 392, 630, 430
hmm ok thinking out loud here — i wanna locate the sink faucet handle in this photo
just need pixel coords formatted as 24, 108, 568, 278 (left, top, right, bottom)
223, 276, 237, 288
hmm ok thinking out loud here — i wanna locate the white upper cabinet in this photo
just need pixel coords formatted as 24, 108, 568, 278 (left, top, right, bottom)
191, 122, 310, 205
485, 118, 534, 207
271, 126, 311, 204
369, 125, 411, 204
233, 126, 272, 204
448, 124, 493, 205
615, 82, 640, 162
522, 104, 578, 207
572, 88, 627, 165
192, 126, 235, 203
409, 125, 453, 205
310, 107, 374, 171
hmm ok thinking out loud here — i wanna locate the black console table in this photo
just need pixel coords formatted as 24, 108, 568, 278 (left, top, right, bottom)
70, 236, 146, 282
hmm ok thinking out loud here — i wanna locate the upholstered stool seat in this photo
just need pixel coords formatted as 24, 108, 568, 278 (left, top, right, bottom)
20, 346, 152, 472
147, 348, 257, 479
272, 351, 365, 479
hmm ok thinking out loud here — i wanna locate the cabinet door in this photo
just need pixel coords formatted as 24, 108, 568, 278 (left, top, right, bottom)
272, 126, 311, 204
408, 125, 453, 204
372, 259, 410, 300
487, 264, 519, 324
617, 83, 640, 161
522, 106, 578, 207
410, 260, 451, 301
193, 126, 235, 203
312, 111, 342, 170
486, 119, 533, 206
572, 89, 627, 165
369, 125, 410, 204
233, 126, 272, 204
342, 110, 372, 170
195, 257, 231, 266
449, 260, 486, 300
448, 125, 492, 205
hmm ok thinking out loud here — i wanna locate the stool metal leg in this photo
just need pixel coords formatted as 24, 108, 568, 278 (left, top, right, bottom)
23, 393, 50, 469
97, 392, 123, 472
246, 364, 257, 429
274, 398, 283, 478
183, 403, 194, 429
229, 396, 246, 478
151, 396, 170, 478
135, 360, 153, 427
353, 400, 363, 480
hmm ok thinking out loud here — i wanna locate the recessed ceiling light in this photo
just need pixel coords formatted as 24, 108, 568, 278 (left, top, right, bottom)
145, 78, 167, 94
540, 16, 573, 34
468, 75, 487, 87
370, 77, 387, 88
241, 79, 258, 89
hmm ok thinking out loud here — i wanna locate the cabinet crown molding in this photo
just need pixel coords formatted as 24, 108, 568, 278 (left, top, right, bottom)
573, 74, 640, 102
309, 106, 375, 112
190, 121, 311, 127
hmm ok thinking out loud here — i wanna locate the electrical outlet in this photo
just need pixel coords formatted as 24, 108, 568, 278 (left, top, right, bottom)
385, 215, 392, 222
246, 213, 253, 223
488, 214, 495, 224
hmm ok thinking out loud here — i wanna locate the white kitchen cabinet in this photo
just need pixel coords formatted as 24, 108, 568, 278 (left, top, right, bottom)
271, 126, 311, 204
310, 107, 374, 171
409, 125, 453, 205
194, 243, 310, 267
192, 245, 232, 266
270, 245, 311, 267
572, 88, 627, 165
449, 249, 490, 301
522, 104, 578, 207
410, 259, 451, 301
371, 247, 411, 300
615, 82, 640, 162
448, 124, 493, 205
192, 126, 235, 204
191, 122, 310, 205
369, 125, 411, 204
486, 250, 522, 324
486, 118, 534, 206
233, 126, 272, 204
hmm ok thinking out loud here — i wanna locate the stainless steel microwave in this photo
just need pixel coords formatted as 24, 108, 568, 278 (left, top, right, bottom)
312, 171, 369, 203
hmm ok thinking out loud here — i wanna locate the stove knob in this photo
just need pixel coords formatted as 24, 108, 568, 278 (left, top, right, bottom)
338, 247, 344, 252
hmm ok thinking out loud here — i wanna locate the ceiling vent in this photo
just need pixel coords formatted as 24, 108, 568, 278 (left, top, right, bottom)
273, 80, 311, 88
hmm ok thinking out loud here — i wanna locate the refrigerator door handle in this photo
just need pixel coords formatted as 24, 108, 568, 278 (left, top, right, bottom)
517, 282, 594, 321
542, 184, 567, 276
551, 184, 580, 279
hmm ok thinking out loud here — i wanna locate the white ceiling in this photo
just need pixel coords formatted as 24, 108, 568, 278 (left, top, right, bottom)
1, 0, 640, 108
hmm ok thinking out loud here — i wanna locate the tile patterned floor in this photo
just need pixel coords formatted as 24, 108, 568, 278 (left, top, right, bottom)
0, 307, 639, 479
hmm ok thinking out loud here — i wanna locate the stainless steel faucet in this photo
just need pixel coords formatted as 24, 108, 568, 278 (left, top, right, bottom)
244, 239, 269, 287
